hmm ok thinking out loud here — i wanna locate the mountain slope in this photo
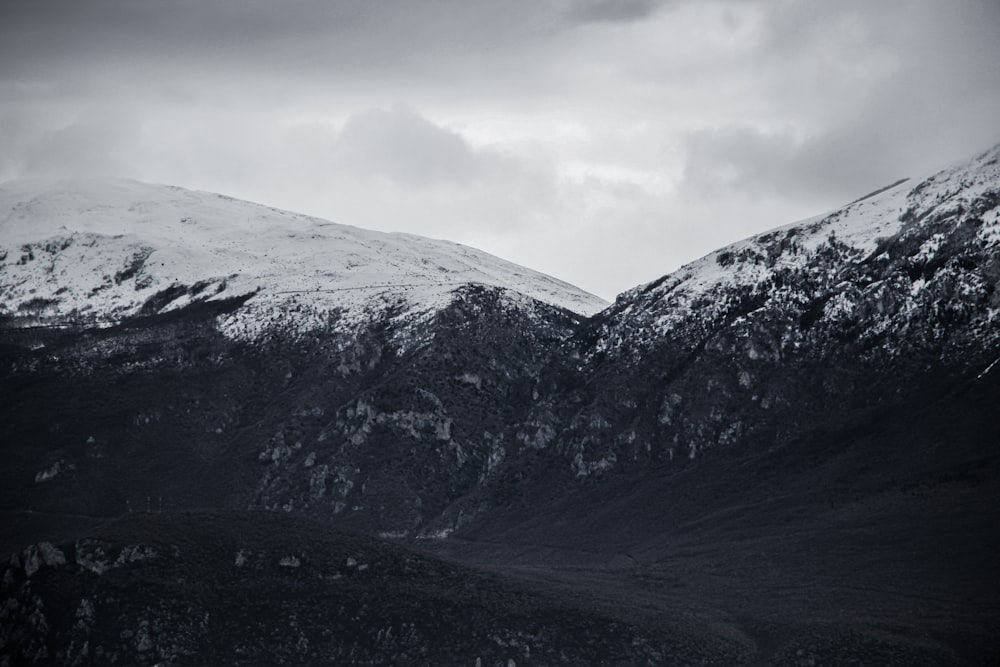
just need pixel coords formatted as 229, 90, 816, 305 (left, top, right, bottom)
2, 147, 998, 540
538, 144, 1000, 475
432, 145, 1000, 664
3, 511, 724, 666
2, 147, 999, 665
0, 179, 607, 543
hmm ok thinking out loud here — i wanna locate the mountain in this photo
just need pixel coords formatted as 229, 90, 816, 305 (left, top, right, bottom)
0, 178, 606, 538
538, 141, 1000, 481
2, 146, 999, 665
0, 178, 606, 331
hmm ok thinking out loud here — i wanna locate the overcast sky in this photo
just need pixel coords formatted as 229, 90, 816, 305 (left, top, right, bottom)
2, 0, 999, 300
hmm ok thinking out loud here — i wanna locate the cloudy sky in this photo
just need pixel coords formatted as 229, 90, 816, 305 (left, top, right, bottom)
2, 0, 999, 300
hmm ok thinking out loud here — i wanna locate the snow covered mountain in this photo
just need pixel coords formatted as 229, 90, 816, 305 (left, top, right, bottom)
594, 144, 1000, 359
2, 145, 998, 528
0, 178, 607, 339
2, 146, 999, 665
542, 145, 1000, 473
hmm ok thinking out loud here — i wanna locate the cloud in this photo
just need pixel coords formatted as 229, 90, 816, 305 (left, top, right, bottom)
678, 120, 916, 205
315, 108, 561, 238
0, 108, 141, 180
28, 119, 139, 178
679, 0, 1000, 205
682, 126, 796, 198
333, 106, 480, 188
564, 0, 664, 24
0, 1, 595, 89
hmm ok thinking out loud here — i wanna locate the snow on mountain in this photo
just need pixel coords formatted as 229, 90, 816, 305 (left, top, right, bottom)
600, 144, 1000, 350
548, 144, 1000, 478
0, 179, 608, 338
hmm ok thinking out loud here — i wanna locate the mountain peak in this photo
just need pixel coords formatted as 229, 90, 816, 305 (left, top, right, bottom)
604, 143, 1000, 347
0, 179, 608, 334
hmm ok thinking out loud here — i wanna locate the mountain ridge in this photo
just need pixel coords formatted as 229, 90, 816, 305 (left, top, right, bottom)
0, 178, 608, 340
2, 144, 997, 534
2, 145, 999, 665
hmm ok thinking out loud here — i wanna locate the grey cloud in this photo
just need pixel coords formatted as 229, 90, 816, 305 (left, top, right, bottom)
322, 106, 560, 234
682, 126, 798, 198
683, 105, 1000, 207
682, 109, 1000, 207
334, 106, 480, 188
0, 110, 41, 181
680, 125, 903, 206
0, 0, 689, 108
681, 0, 1000, 204
328, 106, 560, 222
0, 1, 588, 86
25, 121, 130, 177
564, 0, 664, 24
1, 110, 141, 180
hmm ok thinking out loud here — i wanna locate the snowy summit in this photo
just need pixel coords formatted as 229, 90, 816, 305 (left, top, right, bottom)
0, 179, 608, 337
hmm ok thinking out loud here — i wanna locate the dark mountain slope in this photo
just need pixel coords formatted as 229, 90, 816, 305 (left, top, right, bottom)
432, 359, 1000, 665
0, 284, 581, 547
3, 511, 736, 666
